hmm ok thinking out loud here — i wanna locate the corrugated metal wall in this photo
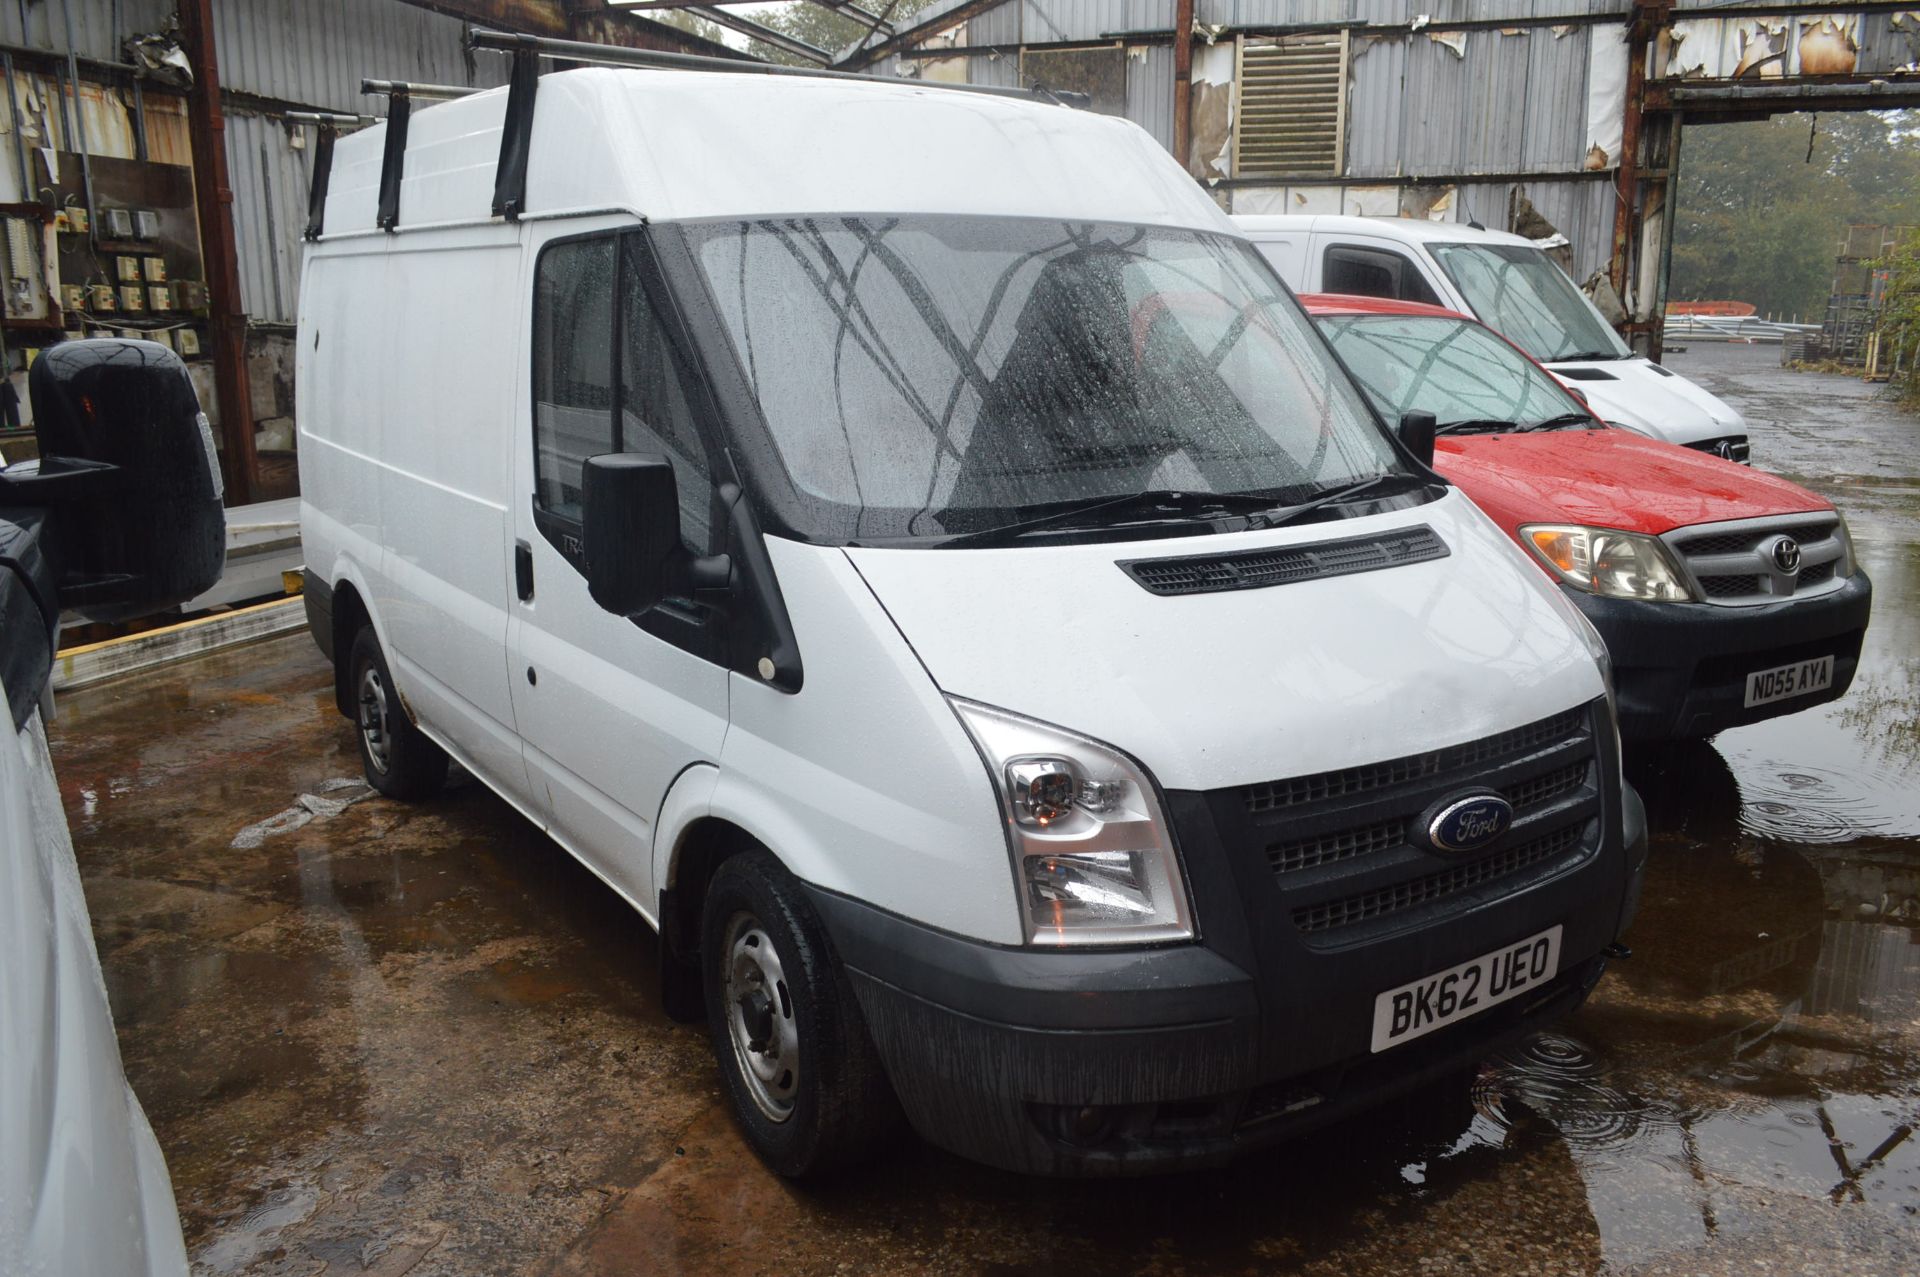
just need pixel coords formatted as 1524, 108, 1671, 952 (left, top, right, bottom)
0, 0, 174, 62
213, 0, 507, 117
206, 0, 510, 323
224, 112, 314, 327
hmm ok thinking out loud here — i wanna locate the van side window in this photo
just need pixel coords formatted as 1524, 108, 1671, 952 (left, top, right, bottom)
620, 238, 718, 555
1322, 245, 1442, 307
532, 238, 616, 521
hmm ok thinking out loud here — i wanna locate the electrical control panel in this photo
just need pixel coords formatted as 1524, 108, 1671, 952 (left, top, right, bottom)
147, 285, 171, 312
175, 328, 200, 356
117, 255, 143, 282
103, 207, 134, 240
88, 283, 117, 311
119, 284, 146, 312
143, 256, 168, 283
133, 209, 160, 240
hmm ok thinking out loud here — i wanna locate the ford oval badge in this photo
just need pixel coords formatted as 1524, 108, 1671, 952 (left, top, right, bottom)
1418, 789, 1513, 855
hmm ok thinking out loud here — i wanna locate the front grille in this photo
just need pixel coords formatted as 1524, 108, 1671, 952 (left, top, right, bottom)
1699, 572, 1760, 599
1120, 526, 1448, 597
1266, 757, 1590, 875
1243, 707, 1583, 814
1291, 821, 1589, 934
1195, 703, 1604, 949
1667, 514, 1847, 607
1683, 436, 1752, 465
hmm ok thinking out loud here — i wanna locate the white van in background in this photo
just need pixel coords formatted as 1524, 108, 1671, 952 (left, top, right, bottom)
1233, 214, 1752, 462
299, 60, 1646, 1178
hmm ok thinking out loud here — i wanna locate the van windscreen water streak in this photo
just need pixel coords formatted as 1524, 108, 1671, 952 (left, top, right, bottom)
685, 216, 1411, 543
1428, 242, 1631, 365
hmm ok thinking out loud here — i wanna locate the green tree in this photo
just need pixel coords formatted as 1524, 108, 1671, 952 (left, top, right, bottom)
743, 0, 938, 66
1671, 110, 1920, 321
1879, 231, 1920, 407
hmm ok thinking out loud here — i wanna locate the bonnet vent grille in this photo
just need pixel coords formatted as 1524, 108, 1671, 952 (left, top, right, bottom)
1120, 526, 1448, 596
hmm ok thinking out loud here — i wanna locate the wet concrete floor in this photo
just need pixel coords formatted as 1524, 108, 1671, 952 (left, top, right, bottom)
50, 341, 1919, 1275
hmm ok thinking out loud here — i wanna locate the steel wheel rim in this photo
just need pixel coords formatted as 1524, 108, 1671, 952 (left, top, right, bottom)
357, 664, 393, 775
723, 912, 799, 1122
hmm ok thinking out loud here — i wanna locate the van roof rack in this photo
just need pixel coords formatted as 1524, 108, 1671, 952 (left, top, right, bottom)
302, 26, 1088, 240
465, 27, 1089, 224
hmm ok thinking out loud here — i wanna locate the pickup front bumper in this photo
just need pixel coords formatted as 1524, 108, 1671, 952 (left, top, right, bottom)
1567, 572, 1871, 741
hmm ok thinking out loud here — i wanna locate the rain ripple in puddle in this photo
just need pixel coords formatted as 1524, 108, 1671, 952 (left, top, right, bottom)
1474, 1031, 1685, 1152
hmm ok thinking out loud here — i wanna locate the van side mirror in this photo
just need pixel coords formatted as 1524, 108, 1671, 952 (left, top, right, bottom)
1564, 386, 1590, 408
0, 339, 225, 621
581, 454, 729, 617
1398, 410, 1437, 467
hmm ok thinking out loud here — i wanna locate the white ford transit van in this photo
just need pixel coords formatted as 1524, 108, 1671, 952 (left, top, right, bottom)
299, 56, 1647, 1177
1232, 214, 1751, 462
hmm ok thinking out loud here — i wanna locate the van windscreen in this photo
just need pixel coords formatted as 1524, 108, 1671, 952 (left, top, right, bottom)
1427, 242, 1630, 364
686, 216, 1406, 542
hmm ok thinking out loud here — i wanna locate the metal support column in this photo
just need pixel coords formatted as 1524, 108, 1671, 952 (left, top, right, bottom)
1609, 0, 1664, 349
178, 0, 256, 505
1173, 0, 1195, 173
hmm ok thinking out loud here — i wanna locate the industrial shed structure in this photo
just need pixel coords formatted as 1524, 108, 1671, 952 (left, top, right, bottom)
3, 0, 1917, 506
0, 0, 735, 503
845, 0, 1920, 354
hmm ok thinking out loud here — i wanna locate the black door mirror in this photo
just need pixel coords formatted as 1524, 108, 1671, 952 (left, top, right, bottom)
581, 454, 730, 617
1398, 409, 1437, 468
0, 339, 225, 621
1565, 385, 1590, 408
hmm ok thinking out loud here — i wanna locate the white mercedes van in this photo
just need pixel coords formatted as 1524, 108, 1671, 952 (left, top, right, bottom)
1232, 214, 1752, 462
298, 58, 1646, 1177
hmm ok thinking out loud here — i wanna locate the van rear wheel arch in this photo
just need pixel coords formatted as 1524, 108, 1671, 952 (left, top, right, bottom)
329, 579, 372, 720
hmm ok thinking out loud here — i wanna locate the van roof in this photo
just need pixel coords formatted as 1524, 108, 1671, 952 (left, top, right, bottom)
1230, 213, 1536, 249
320, 67, 1233, 235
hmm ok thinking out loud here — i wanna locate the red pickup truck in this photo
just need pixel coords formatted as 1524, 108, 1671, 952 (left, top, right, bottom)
1301, 294, 1872, 741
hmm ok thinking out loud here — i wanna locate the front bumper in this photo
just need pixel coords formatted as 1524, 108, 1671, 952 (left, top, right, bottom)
1568, 571, 1872, 740
807, 752, 1648, 1176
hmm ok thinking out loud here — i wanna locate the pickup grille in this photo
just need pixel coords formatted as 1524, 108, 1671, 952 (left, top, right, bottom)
1665, 514, 1846, 606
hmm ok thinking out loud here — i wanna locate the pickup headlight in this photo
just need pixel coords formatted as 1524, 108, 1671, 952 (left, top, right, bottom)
948, 697, 1193, 946
1521, 524, 1694, 602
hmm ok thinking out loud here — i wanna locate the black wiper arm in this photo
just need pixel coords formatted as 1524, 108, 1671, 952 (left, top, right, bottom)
937, 488, 1289, 549
1433, 419, 1514, 436
1514, 412, 1597, 433
1256, 472, 1428, 529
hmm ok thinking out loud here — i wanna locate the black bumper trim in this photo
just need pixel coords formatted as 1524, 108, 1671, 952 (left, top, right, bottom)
805, 885, 1258, 1031
304, 572, 334, 662
1569, 571, 1871, 740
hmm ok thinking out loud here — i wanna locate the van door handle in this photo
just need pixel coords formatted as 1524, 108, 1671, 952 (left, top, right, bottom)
515, 540, 534, 601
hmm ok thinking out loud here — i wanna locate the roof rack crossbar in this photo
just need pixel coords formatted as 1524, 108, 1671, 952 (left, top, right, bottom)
362, 79, 480, 100
463, 27, 1090, 108
286, 110, 374, 128
376, 88, 412, 232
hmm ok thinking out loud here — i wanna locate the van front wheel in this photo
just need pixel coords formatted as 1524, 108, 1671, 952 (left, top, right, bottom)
347, 626, 447, 800
701, 850, 901, 1178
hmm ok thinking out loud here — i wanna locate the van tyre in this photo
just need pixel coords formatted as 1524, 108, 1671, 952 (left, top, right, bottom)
348, 626, 448, 800
701, 850, 902, 1178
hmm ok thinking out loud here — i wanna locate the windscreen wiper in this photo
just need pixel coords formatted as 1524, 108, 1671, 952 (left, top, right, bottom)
937, 488, 1293, 549
1254, 472, 1430, 530
1433, 419, 1514, 436
1514, 413, 1597, 433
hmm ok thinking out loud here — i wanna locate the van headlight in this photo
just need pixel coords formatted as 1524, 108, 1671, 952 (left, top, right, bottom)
948, 697, 1193, 947
1521, 524, 1694, 602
